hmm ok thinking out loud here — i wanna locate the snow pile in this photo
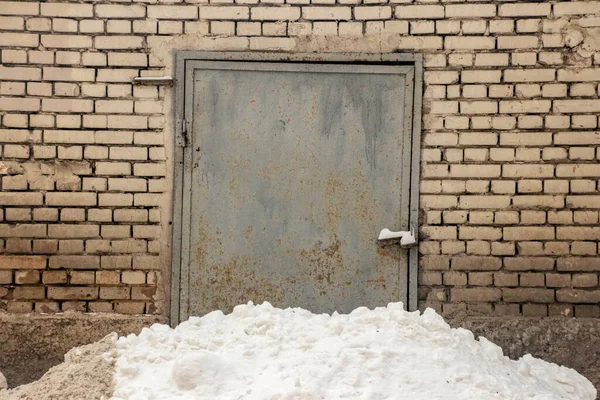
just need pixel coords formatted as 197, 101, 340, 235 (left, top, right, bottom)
0, 334, 116, 400
111, 302, 596, 400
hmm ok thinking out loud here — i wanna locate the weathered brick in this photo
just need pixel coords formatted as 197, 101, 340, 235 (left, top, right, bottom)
48, 225, 99, 239
47, 286, 98, 300
95, 4, 146, 18
556, 289, 600, 304
49, 255, 99, 269
395, 5, 444, 19
451, 288, 501, 302
503, 288, 554, 303
149, 5, 199, 19
0, 256, 46, 270
557, 257, 600, 271
0, 1, 39, 16
452, 256, 502, 271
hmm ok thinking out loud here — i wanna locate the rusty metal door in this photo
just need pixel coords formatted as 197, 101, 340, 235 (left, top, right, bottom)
175, 55, 421, 321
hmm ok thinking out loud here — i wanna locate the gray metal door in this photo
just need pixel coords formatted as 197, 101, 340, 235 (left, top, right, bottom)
174, 55, 421, 322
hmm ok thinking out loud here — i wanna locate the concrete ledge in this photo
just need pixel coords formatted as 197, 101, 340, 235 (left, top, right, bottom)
1, 313, 598, 395
0, 312, 167, 388
453, 317, 600, 394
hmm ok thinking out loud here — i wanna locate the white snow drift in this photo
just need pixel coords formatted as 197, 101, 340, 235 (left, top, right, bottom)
110, 302, 596, 400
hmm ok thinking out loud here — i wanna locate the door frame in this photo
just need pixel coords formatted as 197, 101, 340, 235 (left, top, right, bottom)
171, 51, 423, 326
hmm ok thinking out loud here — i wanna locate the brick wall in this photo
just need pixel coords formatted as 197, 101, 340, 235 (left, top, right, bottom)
0, 0, 599, 317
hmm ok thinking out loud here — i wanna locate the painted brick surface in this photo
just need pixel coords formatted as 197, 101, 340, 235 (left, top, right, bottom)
0, 0, 599, 317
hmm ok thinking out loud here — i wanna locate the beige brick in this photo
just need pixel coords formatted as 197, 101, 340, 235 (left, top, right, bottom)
0, 97, 40, 112
96, 270, 120, 285
41, 271, 67, 285
107, 115, 147, 130
452, 256, 502, 271
445, 4, 495, 18
0, 256, 46, 270
95, 162, 132, 176
503, 288, 554, 303
114, 302, 145, 314
395, 5, 443, 19
133, 256, 160, 270
554, 100, 600, 113
106, 20, 132, 34
133, 225, 160, 239
108, 178, 146, 193
40, 35, 91, 49
556, 164, 600, 177
504, 69, 555, 83
42, 98, 93, 113
461, 70, 501, 84
96, 100, 134, 114
3, 144, 29, 158
554, 2, 600, 16
132, 286, 155, 301
503, 227, 554, 241
0, 1, 39, 16
499, 3, 550, 17
13, 286, 45, 300
459, 226, 502, 240
99, 287, 130, 300
474, 53, 509, 67
149, 5, 199, 19
96, 4, 146, 18
0, 15, 24, 30
445, 36, 495, 50
355, 6, 391, 20
0, 32, 39, 47
40, 3, 92, 17
98, 193, 133, 207
48, 225, 99, 239
106, 53, 147, 67
70, 271, 95, 285
251, 7, 300, 20
134, 163, 166, 177
114, 209, 148, 223
302, 7, 351, 20
101, 255, 132, 269
95, 36, 144, 50
80, 20, 104, 33
500, 100, 551, 114
513, 195, 563, 208
450, 165, 500, 178
109, 147, 147, 160
460, 101, 497, 114
49, 255, 99, 269
122, 270, 146, 285
0, 66, 40, 82
46, 193, 96, 207
556, 289, 600, 304
452, 288, 501, 302
82, 53, 107, 67
557, 257, 600, 271
0, 193, 42, 206
48, 286, 98, 300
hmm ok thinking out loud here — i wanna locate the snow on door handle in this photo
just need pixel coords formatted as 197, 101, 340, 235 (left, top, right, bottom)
378, 228, 416, 246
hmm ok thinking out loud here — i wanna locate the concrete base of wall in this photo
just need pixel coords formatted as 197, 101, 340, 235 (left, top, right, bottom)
453, 317, 600, 394
1, 313, 598, 395
0, 312, 167, 388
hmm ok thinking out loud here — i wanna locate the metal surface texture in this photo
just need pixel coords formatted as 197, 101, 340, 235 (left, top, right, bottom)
172, 52, 423, 324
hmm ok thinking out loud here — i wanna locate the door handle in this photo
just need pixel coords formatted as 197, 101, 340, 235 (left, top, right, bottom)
378, 228, 416, 246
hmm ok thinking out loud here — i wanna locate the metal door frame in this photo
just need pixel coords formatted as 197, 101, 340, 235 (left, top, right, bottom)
171, 51, 423, 325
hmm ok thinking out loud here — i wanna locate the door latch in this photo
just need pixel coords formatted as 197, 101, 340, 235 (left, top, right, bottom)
378, 228, 416, 246
178, 119, 189, 148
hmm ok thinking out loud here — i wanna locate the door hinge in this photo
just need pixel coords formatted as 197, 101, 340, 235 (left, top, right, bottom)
178, 119, 189, 147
